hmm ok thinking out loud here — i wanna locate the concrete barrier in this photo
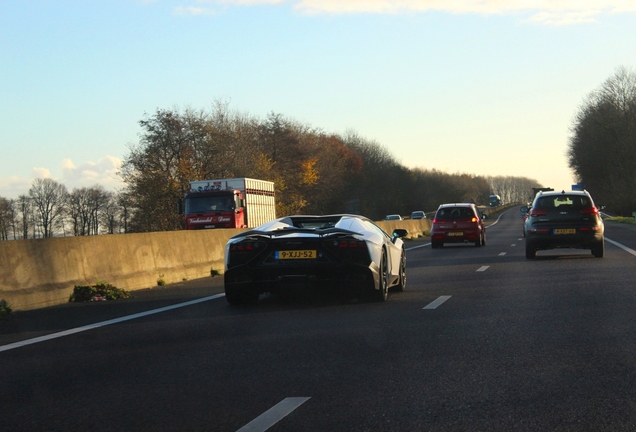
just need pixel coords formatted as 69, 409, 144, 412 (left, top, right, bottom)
0, 219, 431, 312
0, 229, 245, 311
376, 219, 431, 239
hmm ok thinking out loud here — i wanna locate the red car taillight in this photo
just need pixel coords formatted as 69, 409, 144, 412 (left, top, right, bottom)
471, 217, 478, 223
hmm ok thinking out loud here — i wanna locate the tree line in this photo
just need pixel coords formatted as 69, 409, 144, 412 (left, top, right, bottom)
0, 101, 540, 239
0, 179, 130, 240
568, 66, 636, 215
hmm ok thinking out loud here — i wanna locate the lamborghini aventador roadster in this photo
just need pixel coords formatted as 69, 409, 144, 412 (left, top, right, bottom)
223, 214, 408, 305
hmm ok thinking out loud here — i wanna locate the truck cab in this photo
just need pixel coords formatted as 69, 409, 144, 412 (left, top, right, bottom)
183, 189, 245, 229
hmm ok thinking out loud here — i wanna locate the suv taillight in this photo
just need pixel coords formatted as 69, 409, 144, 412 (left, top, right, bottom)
530, 208, 548, 217
580, 207, 599, 215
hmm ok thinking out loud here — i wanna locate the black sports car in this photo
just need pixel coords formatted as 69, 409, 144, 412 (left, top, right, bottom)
223, 214, 408, 305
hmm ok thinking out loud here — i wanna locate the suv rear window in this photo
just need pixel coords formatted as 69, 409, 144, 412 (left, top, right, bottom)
436, 207, 475, 219
535, 195, 591, 210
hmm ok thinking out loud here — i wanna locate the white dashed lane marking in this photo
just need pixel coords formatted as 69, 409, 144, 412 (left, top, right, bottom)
477, 266, 489, 272
237, 397, 311, 432
499, 252, 506, 256
423, 296, 452, 310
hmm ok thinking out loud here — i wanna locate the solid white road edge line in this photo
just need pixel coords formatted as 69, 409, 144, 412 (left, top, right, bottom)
606, 237, 636, 257
0, 293, 226, 353
423, 296, 451, 310
236, 397, 310, 432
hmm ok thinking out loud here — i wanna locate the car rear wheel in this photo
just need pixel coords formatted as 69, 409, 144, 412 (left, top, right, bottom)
525, 244, 536, 259
373, 252, 389, 302
592, 240, 604, 258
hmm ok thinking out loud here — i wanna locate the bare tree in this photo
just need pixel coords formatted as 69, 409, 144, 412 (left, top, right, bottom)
100, 191, 120, 234
486, 175, 542, 205
29, 178, 68, 238
14, 194, 33, 239
0, 197, 15, 240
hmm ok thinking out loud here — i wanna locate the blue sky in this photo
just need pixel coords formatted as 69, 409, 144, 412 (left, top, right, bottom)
1, 1, 635, 199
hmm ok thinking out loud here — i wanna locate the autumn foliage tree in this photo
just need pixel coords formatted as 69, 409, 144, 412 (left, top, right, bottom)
117, 103, 537, 232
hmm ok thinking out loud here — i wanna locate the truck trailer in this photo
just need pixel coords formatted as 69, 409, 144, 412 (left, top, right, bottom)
182, 178, 276, 230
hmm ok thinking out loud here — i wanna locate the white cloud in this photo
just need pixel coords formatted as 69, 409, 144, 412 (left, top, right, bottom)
0, 176, 33, 199
190, 0, 636, 24
0, 156, 125, 200
60, 156, 124, 192
32, 167, 52, 179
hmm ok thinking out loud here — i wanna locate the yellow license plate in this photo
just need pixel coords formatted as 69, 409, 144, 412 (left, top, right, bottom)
448, 232, 463, 237
554, 229, 576, 235
276, 250, 317, 259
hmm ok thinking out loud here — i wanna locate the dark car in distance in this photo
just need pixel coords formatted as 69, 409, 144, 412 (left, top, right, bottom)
430, 203, 487, 248
522, 190, 604, 259
410, 211, 427, 219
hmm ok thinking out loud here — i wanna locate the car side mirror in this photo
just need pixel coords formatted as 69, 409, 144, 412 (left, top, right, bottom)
392, 229, 408, 239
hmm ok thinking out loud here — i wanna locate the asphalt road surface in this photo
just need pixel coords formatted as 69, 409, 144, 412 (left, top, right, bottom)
3, 208, 636, 431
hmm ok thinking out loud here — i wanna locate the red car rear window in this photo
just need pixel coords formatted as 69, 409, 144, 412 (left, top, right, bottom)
436, 207, 475, 220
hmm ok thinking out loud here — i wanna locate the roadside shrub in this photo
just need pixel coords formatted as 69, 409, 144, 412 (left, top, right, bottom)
607, 217, 636, 225
210, 268, 221, 277
157, 274, 166, 286
0, 299, 12, 318
69, 282, 131, 302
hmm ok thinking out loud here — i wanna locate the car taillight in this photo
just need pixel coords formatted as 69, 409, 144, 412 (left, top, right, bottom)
325, 238, 370, 265
528, 228, 550, 233
334, 239, 367, 249
580, 226, 601, 231
228, 241, 264, 268
530, 209, 548, 217
230, 241, 263, 252
471, 217, 478, 223
580, 207, 599, 215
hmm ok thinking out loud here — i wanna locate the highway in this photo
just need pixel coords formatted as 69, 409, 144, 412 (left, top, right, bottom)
3, 207, 636, 431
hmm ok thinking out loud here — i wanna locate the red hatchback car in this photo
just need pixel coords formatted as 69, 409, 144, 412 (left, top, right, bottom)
430, 203, 487, 248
